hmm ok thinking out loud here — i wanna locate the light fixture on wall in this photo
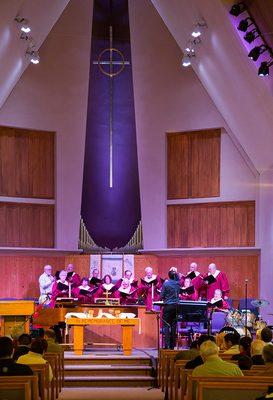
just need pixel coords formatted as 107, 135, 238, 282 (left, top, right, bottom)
248, 45, 268, 61
14, 16, 31, 33
244, 28, 260, 44
182, 51, 195, 67
26, 48, 40, 64
237, 17, 254, 32
191, 19, 207, 38
258, 61, 272, 76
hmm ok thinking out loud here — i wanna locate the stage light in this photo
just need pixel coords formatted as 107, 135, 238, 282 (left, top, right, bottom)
244, 28, 260, 44
26, 49, 40, 64
237, 17, 253, 32
182, 54, 191, 67
258, 61, 269, 76
248, 45, 268, 61
14, 16, 31, 33
191, 19, 207, 38
229, 2, 247, 17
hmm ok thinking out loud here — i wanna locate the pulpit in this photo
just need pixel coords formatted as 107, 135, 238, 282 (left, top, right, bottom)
0, 300, 35, 336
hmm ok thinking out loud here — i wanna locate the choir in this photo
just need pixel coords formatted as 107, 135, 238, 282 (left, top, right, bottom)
38, 262, 230, 309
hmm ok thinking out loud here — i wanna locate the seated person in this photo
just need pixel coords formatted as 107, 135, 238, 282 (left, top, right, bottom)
209, 289, 230, 310
17, 338, 53, 381
231, 336, 252, 360
13, 333, 31, 361
258, 344, 273, 375
180, 277, 198, 301
0, 336, 33, 376
238, 354, 253, 370
185, 335, 216, 369
116, 278, 138, 305
175, 340, 199, 361
44, 330, 63, 353
251, 339, 265, 365
261, 327, 273, 345
223, 332, 240, 354
192, 340, 243, 377
72, 277, 98, 304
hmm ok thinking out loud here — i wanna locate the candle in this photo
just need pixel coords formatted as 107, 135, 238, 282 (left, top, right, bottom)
151, 283, 154, 300
68, 282, 71, 298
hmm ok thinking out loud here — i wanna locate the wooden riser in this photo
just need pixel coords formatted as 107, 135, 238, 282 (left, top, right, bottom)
64, 358, 152, 366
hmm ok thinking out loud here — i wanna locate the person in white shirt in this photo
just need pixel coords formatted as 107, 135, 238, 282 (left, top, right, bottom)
38, 265, 55, 305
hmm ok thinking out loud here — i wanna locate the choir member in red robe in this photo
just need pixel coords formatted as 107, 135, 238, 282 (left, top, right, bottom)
209, 289, 230, 310
96, 275, 117, 300
183, 262, 203, 298
180, 278, 198, 301
51, 270, 69, 306
72, 277, 98, 304
66, 264, 81, 288
203, 263, 230, 301
138, 267, 162, 310
89, 268, 102, 290
116, 278, 137, 305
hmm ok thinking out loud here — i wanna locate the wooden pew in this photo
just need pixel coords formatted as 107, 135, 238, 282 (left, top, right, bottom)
197, 380, 272, 400
173, 360, 188, 400
0, 381, 31, 400
0, 376, 38, 400
187, 375, 273, 400
158, 350, 179, 391
44, 353, 59, 400
28, 363, 50, 400
162, 350, 181, 396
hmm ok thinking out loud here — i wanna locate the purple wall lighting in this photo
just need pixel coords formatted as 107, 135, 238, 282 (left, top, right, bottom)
81, 0, 141, 250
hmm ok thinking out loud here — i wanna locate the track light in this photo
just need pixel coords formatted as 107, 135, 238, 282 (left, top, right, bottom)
248, 45, 268, 61
14, 16, 31, 33
229, 2, 247, 17
182, 49, 195, 67
244, 28, 260, 44
191, 19, 207, 38
258, 61, 269, 76
237, 17, 253, 32
26, 49, 40, 64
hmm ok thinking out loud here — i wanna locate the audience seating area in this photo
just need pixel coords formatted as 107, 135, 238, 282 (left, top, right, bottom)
158, 349, 272, 400
0, 352, 64, 400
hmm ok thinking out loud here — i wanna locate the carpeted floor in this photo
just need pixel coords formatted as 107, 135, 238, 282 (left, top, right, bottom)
59, 387, 165, 400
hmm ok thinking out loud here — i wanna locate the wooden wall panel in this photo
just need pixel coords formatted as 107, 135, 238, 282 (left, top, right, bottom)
167, 201, 255, 248
157, 254, 259, 302
0, 254, 258, 304
0, 126, 54, 198
167, 129, 220, 199
0, 203, 54, 248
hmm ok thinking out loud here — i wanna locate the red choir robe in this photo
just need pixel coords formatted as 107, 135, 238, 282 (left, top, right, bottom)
96, 283, 117, 300
138, 275, 163, 310
184, 271, 203, 298
179, 285, 198, 301
72, 285, 99, 304
67, 271, 81, 288
203, 270, 230, 301
116, 287, 138, 305
208, 297, 230, 310
50, 280, 70, 307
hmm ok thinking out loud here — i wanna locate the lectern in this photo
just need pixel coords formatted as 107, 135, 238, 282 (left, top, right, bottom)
0, 300, 35, 335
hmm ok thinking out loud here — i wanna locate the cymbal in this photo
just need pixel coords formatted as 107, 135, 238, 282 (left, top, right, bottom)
251, 299, 270, 307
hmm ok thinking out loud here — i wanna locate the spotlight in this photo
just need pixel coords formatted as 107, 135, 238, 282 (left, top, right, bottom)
258, 61, 269, 76
244, 28, 260, 44
229, 2, 247, 17
14, 16, 31, 33
248, 45, 268, 61
237, 17, 253, 32
182, 50, 195, 67
26, 49, 40, 64
191, 19, 207, 38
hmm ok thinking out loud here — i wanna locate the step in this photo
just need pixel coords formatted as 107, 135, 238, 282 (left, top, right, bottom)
64, 364, 152, 377
64, 375, 155, 387
64, 357, 152, 366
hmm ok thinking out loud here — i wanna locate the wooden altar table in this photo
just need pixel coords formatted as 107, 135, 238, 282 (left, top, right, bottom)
65, 317, 139, 356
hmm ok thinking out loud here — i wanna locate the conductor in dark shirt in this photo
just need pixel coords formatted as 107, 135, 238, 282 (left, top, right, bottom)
0, 336, 33, 376
160, 270, 180, 349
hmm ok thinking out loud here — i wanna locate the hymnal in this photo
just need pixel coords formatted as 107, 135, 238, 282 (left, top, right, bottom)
79, 286, 98, 297
203, 275, 217, 285
57, 282, 69, 291
140, 278, 158, 287
89, 277, 102, 286
185, 271, 197, 280
180, 285, 195, 295
208, 299, 223, 308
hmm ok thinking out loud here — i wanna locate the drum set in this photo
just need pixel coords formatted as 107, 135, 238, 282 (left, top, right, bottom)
225, 299, 269, 335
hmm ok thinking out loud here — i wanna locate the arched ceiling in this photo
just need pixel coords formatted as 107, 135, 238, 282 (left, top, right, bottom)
0, 0, 69, 108
151, 0, 273, 173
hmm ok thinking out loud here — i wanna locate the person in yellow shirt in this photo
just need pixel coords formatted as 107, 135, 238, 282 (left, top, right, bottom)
17, 338, 53, 382
45, 330, 63, 354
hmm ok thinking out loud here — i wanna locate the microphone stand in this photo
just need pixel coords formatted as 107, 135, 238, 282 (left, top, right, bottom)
244, 279, 248, 337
